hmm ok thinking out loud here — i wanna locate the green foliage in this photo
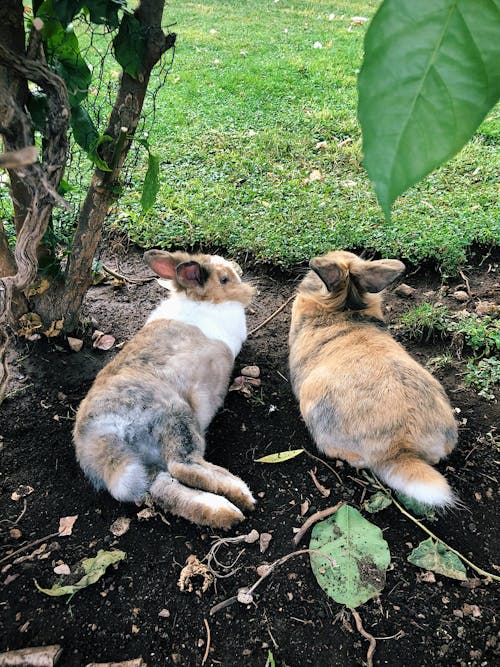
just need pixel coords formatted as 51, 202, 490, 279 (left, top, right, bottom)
396, 493, 436, 522
35, 549, 126, 600
452, 313, 500, 357
400, 303, 450, 342
141, 152, 160, 213
126, 1, 498, 273
113, 13, 147, 79
359, 0, 500, 218
407, 538, 467, 581
464, 357, 500, 400
309, 505, 391, 608
363, 491, 392, 514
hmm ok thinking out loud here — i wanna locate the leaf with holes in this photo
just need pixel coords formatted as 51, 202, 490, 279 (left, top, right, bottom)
358, 0, 500, 218
35, 549, 126, 598
309, 504, 391, 608
397, 492, 436, 521
255, 449, 304, 463
408, 538, 467, 580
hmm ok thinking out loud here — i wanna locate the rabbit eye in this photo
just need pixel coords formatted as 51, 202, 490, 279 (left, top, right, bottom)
220, 275, 229, 285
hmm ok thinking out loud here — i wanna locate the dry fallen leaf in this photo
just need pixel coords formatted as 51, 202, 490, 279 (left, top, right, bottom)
11, 485, 34, 501
110, 517, 131, 537
44, 318, 64, 338
92, 331, 116, 350
178, 555, 213, 593
308, 169, 324, 182
58, 515, 78, 536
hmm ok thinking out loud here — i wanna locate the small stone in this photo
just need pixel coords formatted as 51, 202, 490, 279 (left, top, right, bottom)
237, 588, 254, 605
158, 609, 170, 618
240, 365, 260, 378
67, 336, 83, 352
395, 283, 416, 297
53, 563, 71, 575
452, 290, 469, 302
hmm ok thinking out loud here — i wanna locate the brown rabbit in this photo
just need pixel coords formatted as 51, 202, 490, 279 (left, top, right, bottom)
74, 250, 256, 528
289, 250, 458, 507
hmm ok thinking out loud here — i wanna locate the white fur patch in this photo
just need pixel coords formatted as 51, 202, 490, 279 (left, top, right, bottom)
109, 461, 149, 502
199, 493, 244, 518
232, 478, 256, 505
147, 293, 247, 358
381, 467, 453, 507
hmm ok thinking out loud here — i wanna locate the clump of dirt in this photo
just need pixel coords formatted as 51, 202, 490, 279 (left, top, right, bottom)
1, 247, 498, 667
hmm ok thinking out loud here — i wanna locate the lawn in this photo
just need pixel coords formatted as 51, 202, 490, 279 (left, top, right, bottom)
113, 0, 500, 274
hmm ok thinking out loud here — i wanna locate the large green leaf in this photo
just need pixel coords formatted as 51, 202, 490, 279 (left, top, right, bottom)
70, 105, 99, 153
37, 2, 92, 107
141, 151, 160, 213
113, 13, 147, 79
309, 505, 391, 608
407, 538, 467, 580
35, 549, 126, 598
358, 0, 500, 218
52, 0, 85, 26
86, 0, 126, 29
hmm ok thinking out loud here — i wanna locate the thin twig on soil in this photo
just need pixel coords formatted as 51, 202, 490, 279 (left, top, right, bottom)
248, 294, 295, 336
459, 270, 472, 297
293, 501, 344, 546
370, 475, 500, 582
302, 449, 343, 485
308, 468, 331, 497
350, 608, 377, 667
0, 531, 59, 565
201, 618, 211, 666
101, 263, 156, 285
209, 548, 336, 616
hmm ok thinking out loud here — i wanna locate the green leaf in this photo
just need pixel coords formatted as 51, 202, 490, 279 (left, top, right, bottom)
35, 549, 126, 598
141, 152, 160, 213
37, 4, 92, 107
407, 538, 467, 580
113, 13, 147, 79
85, 0, 126, 28
309, 505, 391, 608
70, 105, 99, 153
397, 492, 436, 521
363, 491, 392, 514
255, 449, 304, 463
52, 0, 85, 26
358, 0, 500, 218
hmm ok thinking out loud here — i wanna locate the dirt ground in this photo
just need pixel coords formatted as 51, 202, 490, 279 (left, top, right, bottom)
1, 246, 498, 667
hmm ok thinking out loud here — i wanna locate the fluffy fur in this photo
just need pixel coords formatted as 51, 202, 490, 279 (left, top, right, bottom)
74, 250, 255, 528
289, 250, 458, 507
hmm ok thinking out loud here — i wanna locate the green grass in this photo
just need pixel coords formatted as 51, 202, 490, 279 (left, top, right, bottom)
115, 0, 499, 273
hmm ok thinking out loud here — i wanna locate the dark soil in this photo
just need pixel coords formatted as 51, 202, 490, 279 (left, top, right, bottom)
1, 248, 499, 667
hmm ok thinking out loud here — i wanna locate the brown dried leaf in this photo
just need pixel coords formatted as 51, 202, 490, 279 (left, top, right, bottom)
58, 515, 78, 536
110, 517, 131, 537
17, 312, 43, 338
44, 319, 64, 338
11, 485, 34, 501
24, 278, 50, 298
93, 333, 115, 351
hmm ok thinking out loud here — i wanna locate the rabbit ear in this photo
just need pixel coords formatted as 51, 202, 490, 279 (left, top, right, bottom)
176, 261, 209, 288
309, 257, 344, 291
352, 259, 405, 293
143, 250, 181, 279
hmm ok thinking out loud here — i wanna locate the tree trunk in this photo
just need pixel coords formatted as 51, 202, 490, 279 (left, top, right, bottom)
34, 0, 173, 331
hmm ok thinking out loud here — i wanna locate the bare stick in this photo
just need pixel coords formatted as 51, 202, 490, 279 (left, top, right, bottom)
201, 618, 211, 666
0, 531, 58, 565
350, 608, 377, 667
210, 548, 336, 616
293, 501, 344, 546
459, 270, 472, 297
303, 448, 343, 485
248, 294, 295, 336
101, 263, 156, 285
0, 644, 62, 666
370, 475, 500, 582
308, 468, 331, 497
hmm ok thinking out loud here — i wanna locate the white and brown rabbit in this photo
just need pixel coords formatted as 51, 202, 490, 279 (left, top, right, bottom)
289, 250, 458, 507
74, 250, 256, 528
